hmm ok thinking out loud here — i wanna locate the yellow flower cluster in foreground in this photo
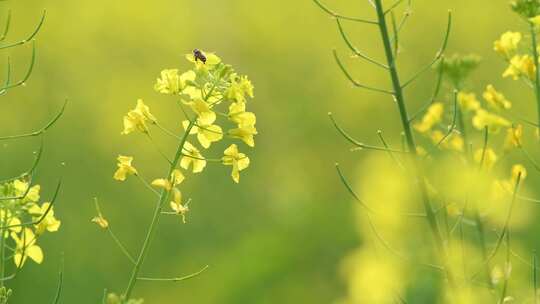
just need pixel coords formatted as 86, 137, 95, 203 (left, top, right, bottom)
110, 50, 256, 225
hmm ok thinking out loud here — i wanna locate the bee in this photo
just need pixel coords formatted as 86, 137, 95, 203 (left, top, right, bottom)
193, 49, 207, 64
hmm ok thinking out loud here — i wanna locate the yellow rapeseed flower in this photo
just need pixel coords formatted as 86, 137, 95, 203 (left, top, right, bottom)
530, 15, 540, 25
225, 74, 254, 102
182, 119, 223, 149
12, 228, 43, 267
228, 102, 256, 127
413, 102, 444, 133
503, 55, 536, 80
28, 203, 61, 235
122, 99, 156, 135
154, 69, 195, 95
494, 31, 522, 57
474, 148, 498, 170
504, 124, 523, 151
511, 164, 527, 182
472, 109, 511, 133
183, 99, 217, 126
222, 144, 250, 183
457, 92, 481, 112
483, 85, 511, 110
181, 142, 206, 173
113, 155, 138, 181
228, 125, 258, 147
170, 169, 185, 185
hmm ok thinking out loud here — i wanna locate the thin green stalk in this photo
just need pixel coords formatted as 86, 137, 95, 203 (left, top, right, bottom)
534, 251, 538, 304
123, 120, 195, 301
530, 22, 540, 130
0, 212, 6, 289
373, 0, 454, 288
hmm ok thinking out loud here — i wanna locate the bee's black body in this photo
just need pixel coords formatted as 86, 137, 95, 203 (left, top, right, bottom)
193, 49, 207, 64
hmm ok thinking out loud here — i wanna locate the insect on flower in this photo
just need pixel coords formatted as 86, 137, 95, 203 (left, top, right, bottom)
193, 49, 207, 64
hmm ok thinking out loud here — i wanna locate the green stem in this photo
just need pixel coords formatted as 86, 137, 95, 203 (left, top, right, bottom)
122, 120, 195, 301
0, 212, 6, 288
373, 0, 454, 288
530, 23, 540, 131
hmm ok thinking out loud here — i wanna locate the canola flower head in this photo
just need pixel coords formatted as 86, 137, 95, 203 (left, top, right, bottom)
458, 91, 481, 112
12, 228, 43, 267
122, 99, 156, 135
154, 69, 196, 95
180, 142, 207, 173
483, 84, 512, 110
503, 54, 536, 80
494, 31, 522, 57
28, 202, 61, 235
472, 109, 511, 133
413, 102, 444, 133
182, 119, 223, 149
114, 155, 138, 181
474, 148, 498, 170
504, 124, 523, 151
222, 144, 250, 183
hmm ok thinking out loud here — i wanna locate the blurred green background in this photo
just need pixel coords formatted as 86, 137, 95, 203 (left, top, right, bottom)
0, 0, 536, 303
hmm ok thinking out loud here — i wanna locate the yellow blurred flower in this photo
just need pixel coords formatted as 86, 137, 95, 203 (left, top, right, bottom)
504, 124, 523, 151
530, 15, 540, 25
494, 31, 522, 57
154, 69, 195, 95
113, 155, 138, 181
472, 109, 511, 133
28, 203, 61, 235
180, 142, 206, 173
458, 91, 481, 112
413, 102, 444, 133
511, 164, 527, 182
12, 228, 43, 267
503, 54, 536, 80
122, 99, 156, 135
430, 130, 464, 152
474, 148, 498, 170
222, 144, 250, 183
483, 85, 511, 110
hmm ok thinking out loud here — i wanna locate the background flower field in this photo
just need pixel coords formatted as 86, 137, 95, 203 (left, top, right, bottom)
1, 0, 538, 303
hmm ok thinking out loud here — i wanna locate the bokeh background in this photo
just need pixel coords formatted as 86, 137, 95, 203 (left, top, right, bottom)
0, 0, 538, 303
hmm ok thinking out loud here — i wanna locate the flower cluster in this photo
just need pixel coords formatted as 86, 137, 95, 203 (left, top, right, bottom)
112, 50, 257, 224
0, 178, 60, 268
